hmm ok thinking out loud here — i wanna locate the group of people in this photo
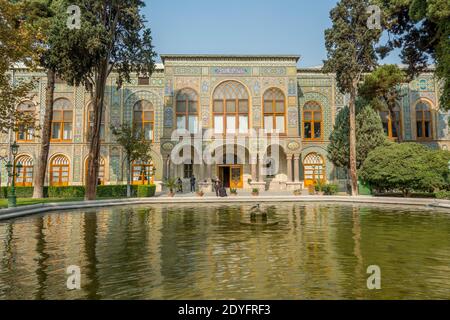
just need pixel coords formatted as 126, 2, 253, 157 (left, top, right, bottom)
174, 176, 228, 197
176, 176, 197, 193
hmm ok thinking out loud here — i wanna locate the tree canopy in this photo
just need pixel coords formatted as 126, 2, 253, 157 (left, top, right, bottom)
328, 101, 387, 170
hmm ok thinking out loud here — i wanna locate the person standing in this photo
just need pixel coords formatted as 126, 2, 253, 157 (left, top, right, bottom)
214, 178, 221, 197
177, 177, 183, 193
190, 175, 196, 193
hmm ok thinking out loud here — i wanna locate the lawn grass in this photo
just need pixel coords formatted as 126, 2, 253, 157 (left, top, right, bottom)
0, 197, 84, 209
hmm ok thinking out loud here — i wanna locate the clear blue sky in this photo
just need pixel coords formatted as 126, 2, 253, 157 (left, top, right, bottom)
143, 0, 401, 67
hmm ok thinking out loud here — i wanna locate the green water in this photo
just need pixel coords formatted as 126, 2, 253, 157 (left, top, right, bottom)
0, 203, 449, 300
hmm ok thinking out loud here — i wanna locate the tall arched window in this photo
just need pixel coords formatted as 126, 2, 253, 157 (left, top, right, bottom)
416, 101, 432, 140
51, 98, 73, 142
50, 155, 70, 186
85, 157, 105, 185
87, 103, 105, 141
132, 160, 154, 185
380, 106, 401, 139
15, 155, 33, 186
133, 100, 154, 141
213, 81, 249, 134
303, 101, 322, 140
263, 88, 286, 134
16, 101, 35, 142
176, 88, 198, 134
303, 153, 325, 187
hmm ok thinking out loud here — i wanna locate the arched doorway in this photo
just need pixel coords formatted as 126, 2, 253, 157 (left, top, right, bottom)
15, 155, 33, 186
132, 160, 154, 185
303, 153, 325, 187
50, 155, 70, 186
85, 157, 106, 185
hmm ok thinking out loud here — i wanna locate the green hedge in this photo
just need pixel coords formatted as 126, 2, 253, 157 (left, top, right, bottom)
137, 185, 156, 198
435, 191, 450, 200
323, 184, 339, 195
1, 185, 143, 199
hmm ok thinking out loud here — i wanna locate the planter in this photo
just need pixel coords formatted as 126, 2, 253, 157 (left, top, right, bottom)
252, 192, 259, 196
316, 191, 324, 196
168, 192, 175, 197
230, 193, 238, 197
196, 192, 204, 197
293, 190, 302, 196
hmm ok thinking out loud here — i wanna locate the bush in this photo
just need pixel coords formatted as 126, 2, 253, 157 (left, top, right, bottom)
252, 188, 259, 194
96, 185, 138, 198
323, 184, 339, 195
360, 143, 450, 196
48, 186, 85, 198
435, 191, 450, 200
137, 185, 156, 198
1, 186, 36, 198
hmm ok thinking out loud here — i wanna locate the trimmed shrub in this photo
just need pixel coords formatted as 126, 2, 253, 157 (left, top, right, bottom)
96, 185, 136, 198
48, 186, 85, 198
1, 186, 36, 198
323, 184, 339, 195
435, 191, 450, 200
137, 185, 156, 198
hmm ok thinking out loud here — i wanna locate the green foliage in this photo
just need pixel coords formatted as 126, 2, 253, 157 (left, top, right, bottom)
328, 102, 387, 169
96, 185, 138, 198
230, 188, 237, 194
164, 178, 177, 193
1, 187, 36, 198
137, 185, 156, 198
323, 0, 382, 93
48, 186, 85, 198
360, 143, 450, 196
314, 179, 326, 192
435, 191, 450, 200
252, 188, 259, 194
111, 124, 152, 165
323, 184, 339, 196
375, 0, 450, 109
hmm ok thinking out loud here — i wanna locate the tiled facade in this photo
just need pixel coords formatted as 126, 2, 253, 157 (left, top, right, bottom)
0, 55, 447, 191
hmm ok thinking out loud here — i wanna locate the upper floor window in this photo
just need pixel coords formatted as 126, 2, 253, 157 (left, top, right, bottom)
416, 102, 432, 140
213, 81, 249, 135
176, 88, 199, 134
133, 100, 154, 141
303, 101, 322, 140
380, 107, 401, 139
16, 101, 35, 142
263, 88, 286, 134
87, 103, 106, 142
51, 98, 73, 142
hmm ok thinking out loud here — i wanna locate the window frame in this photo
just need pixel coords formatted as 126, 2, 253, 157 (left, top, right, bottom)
176, 88, 199, 134
50, 155, 70, 187
14, 155, 34, 187
132, 161, 154, 185
302, 101, 323, 141
415, 102, 433, 141
263, 88, 286, 135
212, 81, 249, 135
50, 99, 73, 142
133, 100, 155, 142
380, 108, 402, 140
16, 101, 36, 143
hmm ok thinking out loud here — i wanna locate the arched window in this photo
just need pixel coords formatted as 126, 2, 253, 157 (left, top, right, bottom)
303, 101, 322, 140
16, 101, 35, 142
213, 81, 249, 134
303, 153, 325, 187
133, 100, 154, 141
51, 98, 73, 141
15, 155, 33, 187
50, 155, 70, 186
416, 101, 432, 139
87, 103, 106, 141
85, 157, 105, 185
263, 88, 286, 134
380, 106, 402, 139
176, 88, 198, 134
132, 160, 154, 185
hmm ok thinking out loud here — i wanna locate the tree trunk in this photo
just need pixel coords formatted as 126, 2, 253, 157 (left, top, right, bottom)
33, 69, 55, 199
349, 87, 358, 197
85, 60, 109, 200
126, 157, 131, 198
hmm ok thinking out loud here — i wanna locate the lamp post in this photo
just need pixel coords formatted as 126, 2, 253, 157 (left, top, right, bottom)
5, 142, 21, 208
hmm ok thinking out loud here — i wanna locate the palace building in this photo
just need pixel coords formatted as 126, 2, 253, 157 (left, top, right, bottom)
0, 55, 447, 192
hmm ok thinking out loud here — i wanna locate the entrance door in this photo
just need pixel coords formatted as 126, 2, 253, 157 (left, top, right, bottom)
218, 165, 243, 189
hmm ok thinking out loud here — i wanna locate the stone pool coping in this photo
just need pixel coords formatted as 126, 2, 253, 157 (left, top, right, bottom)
0, 195, 449, 221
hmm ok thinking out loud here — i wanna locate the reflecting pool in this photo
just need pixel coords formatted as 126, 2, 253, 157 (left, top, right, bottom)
0, 203, 449, 300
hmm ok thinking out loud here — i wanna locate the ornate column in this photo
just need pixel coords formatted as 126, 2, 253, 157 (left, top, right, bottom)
294, 156, 300, 183
251, 157, 257, 182
286, 155, 293, 182
258, 155, 265, 183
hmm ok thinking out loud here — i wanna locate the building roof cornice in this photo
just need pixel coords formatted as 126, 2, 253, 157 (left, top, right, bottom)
160, 54, 301, 64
